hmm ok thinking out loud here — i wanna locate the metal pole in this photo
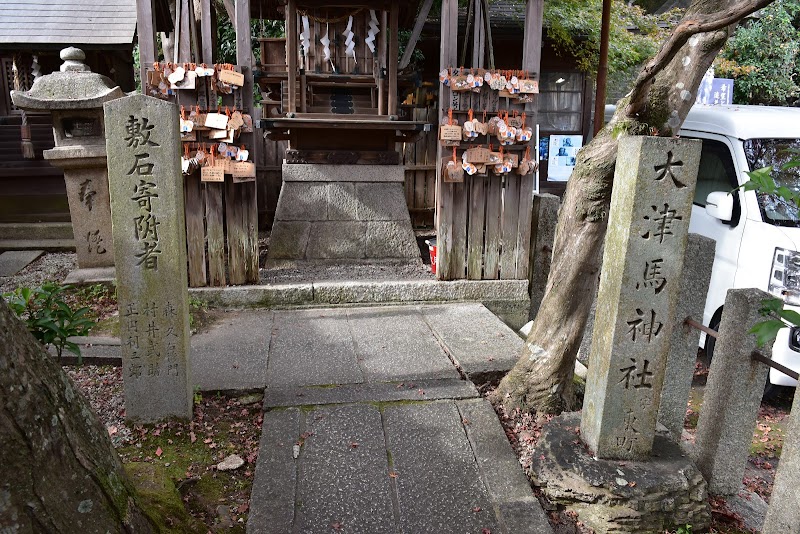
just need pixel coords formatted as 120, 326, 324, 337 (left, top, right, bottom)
593, 0, 611, 135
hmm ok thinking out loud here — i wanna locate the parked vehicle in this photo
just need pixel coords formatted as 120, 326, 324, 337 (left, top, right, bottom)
605, 104, 800, 389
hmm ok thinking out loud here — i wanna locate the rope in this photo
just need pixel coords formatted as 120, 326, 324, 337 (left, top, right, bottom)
297, 7, 364, 24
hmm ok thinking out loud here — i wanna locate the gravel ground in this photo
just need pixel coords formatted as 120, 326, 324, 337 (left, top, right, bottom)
0, 252, 77, 294
66, 365, 132, 447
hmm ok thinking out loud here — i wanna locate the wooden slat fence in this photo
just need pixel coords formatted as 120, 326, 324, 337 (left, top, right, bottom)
436, 86, 535, 281
402, 106, 437, 229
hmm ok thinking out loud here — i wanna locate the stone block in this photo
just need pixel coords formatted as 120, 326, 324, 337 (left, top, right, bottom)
581, 136, 701, 460
63, 166, 114, 268
528, 193, 560, 320
105, 94, 191, 421
0, 250, 43, 276
306, 221, 366, 259
365, 221, 419, 258
282, 164, 404, 183
692, 288, 771, 495
356, 183, 411, 221
658, 233, 715, 438
326, 182, 358, 221
275, 182, 328, 221
532, 413, 710, 533
268, 221, 310, 260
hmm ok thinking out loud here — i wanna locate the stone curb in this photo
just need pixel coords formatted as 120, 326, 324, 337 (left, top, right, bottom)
263, 378, 479, 408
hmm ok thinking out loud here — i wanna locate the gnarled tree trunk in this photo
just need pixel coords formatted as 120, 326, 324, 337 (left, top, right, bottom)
497, 0, 775, 414
0, 299, 156, 533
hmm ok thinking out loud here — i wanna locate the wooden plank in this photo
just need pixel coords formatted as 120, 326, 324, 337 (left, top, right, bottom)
398, 0, 434, 70
185, 172, 207, 287
449, 180, 468, 280
178, 0, 191, 62
466, 175, 487, 279
387, 2, 399, 116
199, 0, 213, 63
225, 179, 246, 285
286, 0, 297, 114
499, 175, 521, 279
135, 0, 156, 88
483, 176, 502, 279
515, 172, 535, 279
205, 183, 226, 286
471, 0, 485, 69
377, 10, 387, 114
521, 0, 544, 114
435, 0, 458, 279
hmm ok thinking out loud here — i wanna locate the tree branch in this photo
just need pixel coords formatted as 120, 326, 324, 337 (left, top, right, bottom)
626, 0, 774, 116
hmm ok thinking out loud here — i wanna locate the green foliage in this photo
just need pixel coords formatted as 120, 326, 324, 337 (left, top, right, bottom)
542, 0, 677, 99
215, 4, 284, 65
674, 525, 692, 534
717, 0, 800, 105
3, 283, 95, 363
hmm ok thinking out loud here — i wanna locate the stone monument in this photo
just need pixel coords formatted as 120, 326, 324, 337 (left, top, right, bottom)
581, 136, 701, 459
531, 136, 711, 532
104, 94, 192, 421
11, 47, 125, 283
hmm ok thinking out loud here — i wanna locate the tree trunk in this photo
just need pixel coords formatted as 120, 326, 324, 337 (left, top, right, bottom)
496, 0, 774, 414
0, 299, 156, 533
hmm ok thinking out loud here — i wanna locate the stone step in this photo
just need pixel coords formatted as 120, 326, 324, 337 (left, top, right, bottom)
0, 239, 75, 252
0, 222, 74, 240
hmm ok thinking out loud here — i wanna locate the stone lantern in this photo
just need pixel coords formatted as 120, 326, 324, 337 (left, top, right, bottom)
11, 47, 125, 283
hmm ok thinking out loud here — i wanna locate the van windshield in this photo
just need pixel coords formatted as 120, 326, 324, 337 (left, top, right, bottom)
744, 138, 800, 227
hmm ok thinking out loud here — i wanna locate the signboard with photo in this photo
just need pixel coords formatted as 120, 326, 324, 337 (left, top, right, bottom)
547, 135, 582, 182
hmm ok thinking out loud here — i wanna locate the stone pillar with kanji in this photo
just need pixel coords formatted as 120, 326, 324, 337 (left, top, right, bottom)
580, 136, 701, 460
105, 94, 192, 422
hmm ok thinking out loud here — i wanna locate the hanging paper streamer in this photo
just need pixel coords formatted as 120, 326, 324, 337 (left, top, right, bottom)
344, 15, 357, 64
365, 10, 380, 54
321, 23, 332, 68
300, 15, 311, 68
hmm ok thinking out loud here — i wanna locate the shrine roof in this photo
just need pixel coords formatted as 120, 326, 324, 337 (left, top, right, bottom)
0, 0, 138, 49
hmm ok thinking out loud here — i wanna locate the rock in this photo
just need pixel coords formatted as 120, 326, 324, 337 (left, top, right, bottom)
239, 393, 263, 406
217, 454, 245, 471
215, 504, 234, 529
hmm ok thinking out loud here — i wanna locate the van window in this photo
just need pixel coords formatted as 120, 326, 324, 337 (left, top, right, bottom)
694, 139, 738, 207
744, 138, 800, 227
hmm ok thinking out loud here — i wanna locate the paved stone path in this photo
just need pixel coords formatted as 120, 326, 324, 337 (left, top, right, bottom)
237, 304, 553, 533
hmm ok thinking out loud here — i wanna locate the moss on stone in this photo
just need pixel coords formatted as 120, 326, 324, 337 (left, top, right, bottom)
125, 462, 204, 533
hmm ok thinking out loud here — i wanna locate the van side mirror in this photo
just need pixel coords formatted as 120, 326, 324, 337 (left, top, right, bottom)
706, 191, 735, 222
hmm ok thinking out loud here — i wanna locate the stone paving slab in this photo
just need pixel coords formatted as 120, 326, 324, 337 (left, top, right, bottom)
0, 250, 43, 276
296, 404, 396, 533
346, 306, 458, 381
247, 408, 300, 534
421, 303, 524, 382
383, 400, 502, 533
267, 309, 365, 388
191, 310, 272, 391
262, 378, 478, 408
456, 398, 553, 533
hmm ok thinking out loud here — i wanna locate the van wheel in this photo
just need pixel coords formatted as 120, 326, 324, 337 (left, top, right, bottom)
705, 313, 775, 398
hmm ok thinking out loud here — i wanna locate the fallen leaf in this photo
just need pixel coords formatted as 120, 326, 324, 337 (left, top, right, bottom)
349, 441, 359, 448
482, 529, 492, 534
204, 437, 213, 444
388, 471, 399, 478
155, 447, 163, 457
190, 431, 197, 443
237, 503, 249, 514
331, 522, 343, 531
472, 506, 481, 513
108, 426, 118, 436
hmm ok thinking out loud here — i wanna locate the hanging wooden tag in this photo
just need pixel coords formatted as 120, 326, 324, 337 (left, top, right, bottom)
465, 147, 491, 163
240, 114, 254, 133
172, 71, 197, 90
508, 116, 523, 128
228, 111, 245, 130
208, 128, 229, 140
439, 125, 462, 141
201, 165, 225, 182
180, 131, 197, 141
519, 79, 539, 94
232, 161, 257, 182
442, 158, 464, 183
204, 113, 228, 130
506, 153, 519, 167
218, 69, 245, 87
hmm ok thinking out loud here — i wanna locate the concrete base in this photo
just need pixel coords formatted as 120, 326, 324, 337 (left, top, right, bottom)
266, 164, 420, 264
63, 266, 116, 285
531, 413, 711, 533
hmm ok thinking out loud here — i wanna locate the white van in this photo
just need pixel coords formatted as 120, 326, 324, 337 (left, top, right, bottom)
674, 105, 800, 389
